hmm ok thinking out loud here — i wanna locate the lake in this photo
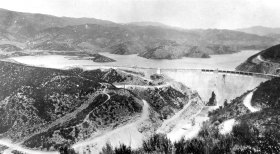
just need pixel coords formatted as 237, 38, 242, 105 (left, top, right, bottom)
7, 50, 259, 70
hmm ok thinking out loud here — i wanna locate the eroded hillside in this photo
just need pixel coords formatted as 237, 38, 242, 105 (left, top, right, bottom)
97, 76, 280, 154
0, 61, 204, 154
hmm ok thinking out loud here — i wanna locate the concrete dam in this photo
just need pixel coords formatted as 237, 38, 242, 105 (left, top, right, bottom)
160, 69, 270, 105
113, 66, 274, 105
66, 65, 275, 105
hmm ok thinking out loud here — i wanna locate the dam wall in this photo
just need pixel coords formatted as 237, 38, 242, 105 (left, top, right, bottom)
161, 69, 268, 105
81, 65, 274, 106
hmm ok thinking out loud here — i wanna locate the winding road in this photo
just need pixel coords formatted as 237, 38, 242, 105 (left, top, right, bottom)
243, 91, 260, 112
0, 139, 59, 154
72, 99, 150, 154
218, 91, 261, 135
0, 90, 111, 154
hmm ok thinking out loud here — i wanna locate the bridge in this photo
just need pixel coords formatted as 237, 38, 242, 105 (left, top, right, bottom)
158, 68, 278, 79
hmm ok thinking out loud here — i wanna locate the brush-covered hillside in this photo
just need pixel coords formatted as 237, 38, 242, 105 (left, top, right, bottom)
236, 44, 280, 75
0, 61, 203, 154
99, 77, 280, 154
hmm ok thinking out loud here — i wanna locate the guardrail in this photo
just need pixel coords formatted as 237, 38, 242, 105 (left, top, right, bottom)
66, 64, 279, 79
200, 69, 279, 78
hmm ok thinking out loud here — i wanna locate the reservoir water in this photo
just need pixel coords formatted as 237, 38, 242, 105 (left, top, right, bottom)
8, 50, 258, 70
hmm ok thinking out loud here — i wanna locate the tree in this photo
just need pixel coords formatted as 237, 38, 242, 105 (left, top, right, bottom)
224, 99, 228, 107
100, 143, 114, 154
142, 134, 173, 154
59, 145, 77, 154
114, 144, 132, 154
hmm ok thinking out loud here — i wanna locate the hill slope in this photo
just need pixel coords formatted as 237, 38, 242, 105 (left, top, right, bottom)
237, 26, 280, 36
0, 61, 203, 153
236, 44, 280, 74
29, 25, 276, 59
0, 8, 115, 40
98, 76, 280, 154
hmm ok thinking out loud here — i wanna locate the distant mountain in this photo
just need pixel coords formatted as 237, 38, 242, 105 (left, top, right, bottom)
0, 8, 116, 40
237, 26, 280, 36
127, 21, 170, 28
0, 8, 278, 59
0, 44, 21, 52
29, 24, 276, 59
236, 44, 280, 74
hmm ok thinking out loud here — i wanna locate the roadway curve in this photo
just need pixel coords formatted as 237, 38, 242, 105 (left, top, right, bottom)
243, 91, 260, 112
72, 99, 150, 154
0, 139, 59, 154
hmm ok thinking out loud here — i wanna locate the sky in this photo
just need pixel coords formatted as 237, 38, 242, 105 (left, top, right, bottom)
0, 0, 280, 29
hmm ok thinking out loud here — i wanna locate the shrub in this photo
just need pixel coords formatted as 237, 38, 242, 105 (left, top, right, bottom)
142, 134, 172, 154
59, 145, 77, 154
114, 144, 132, 154
100, 143, 114, 154
174, 138, 204, 154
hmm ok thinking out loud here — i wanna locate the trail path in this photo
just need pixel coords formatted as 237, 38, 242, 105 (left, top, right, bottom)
219, 91, 260, 135
114, 83, 170, 89
219, 119, 236, 134
72, 100, 150, 154
243, 91, 260, 112
0, 139, 59, 154
257, 55, 266, 62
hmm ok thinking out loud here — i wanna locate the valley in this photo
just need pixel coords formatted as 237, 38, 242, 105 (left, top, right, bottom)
0, 52, 278, 153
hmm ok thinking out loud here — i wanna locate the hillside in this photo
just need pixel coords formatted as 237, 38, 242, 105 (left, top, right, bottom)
237, 26, 280, 36
29, 24, 276, 59
0, 8, 277, 59
0, 44, 22, 52
0, 61, 142, 151
0, 61, 203, 153
0, 8, 115, 40
205, 76, 280, 153
236, 44, 280, 74
99, 76, 280, 154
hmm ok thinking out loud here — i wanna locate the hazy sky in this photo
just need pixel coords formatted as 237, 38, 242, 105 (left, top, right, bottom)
1, 0, 280, 29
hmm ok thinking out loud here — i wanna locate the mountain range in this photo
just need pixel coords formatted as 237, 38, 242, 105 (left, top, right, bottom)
0, 8, 279, 59
237, 26, 280, 36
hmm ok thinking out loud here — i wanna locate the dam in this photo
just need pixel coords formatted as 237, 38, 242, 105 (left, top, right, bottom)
111, 66, 274, 105
64, 64, 274, 105
4, 53, 275, 105
160, 69, 270, 105
8, 51, 273, 105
